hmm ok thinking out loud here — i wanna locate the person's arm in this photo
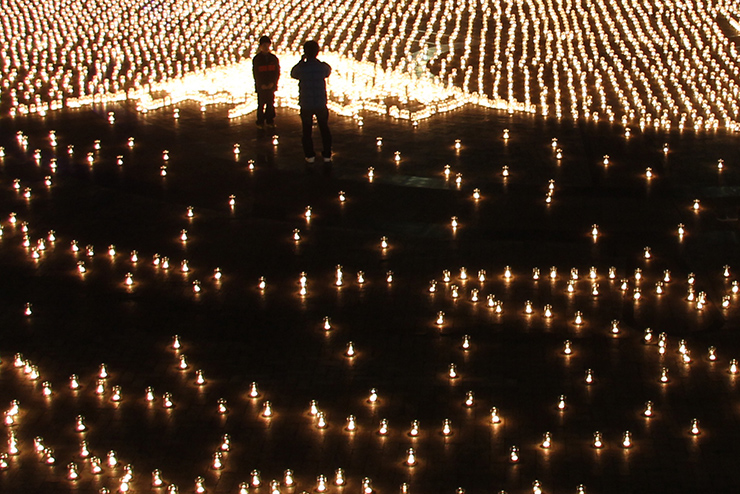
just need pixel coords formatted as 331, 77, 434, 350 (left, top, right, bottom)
274, 55, 280, 89
252, 55, 259, 91
324, 62, 332, 78
290, 61, 301, 80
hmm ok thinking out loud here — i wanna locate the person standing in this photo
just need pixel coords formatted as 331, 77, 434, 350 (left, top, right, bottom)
252, 35, 280, 129
290, 40, 332, 163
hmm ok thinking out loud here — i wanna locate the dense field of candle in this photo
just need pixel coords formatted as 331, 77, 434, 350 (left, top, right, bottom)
3, 0, 740, 129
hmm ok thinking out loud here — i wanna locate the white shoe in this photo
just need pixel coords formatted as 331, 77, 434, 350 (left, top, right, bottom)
323, 156, 332, 163
305, 156, 315, 163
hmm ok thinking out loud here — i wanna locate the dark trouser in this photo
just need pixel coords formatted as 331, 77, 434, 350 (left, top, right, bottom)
256, 90, 276, 124
300, 107, 332, 159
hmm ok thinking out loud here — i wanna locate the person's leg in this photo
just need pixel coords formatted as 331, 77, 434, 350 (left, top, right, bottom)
265, 91, 276, 125
256, 91, 266, 125
300, 109, 315, 159
315, 107, 332, 159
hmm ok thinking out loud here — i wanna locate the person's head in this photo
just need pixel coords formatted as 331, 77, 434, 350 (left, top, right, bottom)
303, 40, 320, 60
258, 36, 271, 53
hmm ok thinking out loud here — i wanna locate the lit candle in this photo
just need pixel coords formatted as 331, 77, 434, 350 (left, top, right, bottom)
284, 469, 295, 487
643, 328, 653, 344
593, 431, 603, 448
368, 388, 378, 404
195, 476, 206, 493
163, 392, 174, 408
464, 391, 474, 407
585, 369, 594, 384
509, 445, 519, 462
436, 311, 445, 325
212, 452, 223, 469
378, 419, 389, 435
251, 470, 262, 487
152, 470, 164, 487
442, 418, 452, 436
346, 414, 357, 431
262, 401, 273, 417
249, 382, 260, 398
622, 431, 632, 448
490, 407, 502, 424
690, 418, 700, 435
451, 285, 459, 298
90, 456, 102, 474
406, 448, 417, 466
563, 340, 572, 355
557, 395, 567, 411
643, 401, 654, 417
541, 433, 552, 449
316, 475, 328, 492
462, 335, 471, 350
729, 359, 738, 374
409, 420, 420, 436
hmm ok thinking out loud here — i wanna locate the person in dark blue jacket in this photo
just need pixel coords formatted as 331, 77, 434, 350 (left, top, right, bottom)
290, 41, 332, 163
252, 36, 280, 129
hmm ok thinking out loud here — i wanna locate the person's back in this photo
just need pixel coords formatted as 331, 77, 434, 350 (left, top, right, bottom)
291, 57, 331, 109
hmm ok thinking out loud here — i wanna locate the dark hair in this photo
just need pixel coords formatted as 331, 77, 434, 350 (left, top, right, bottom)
259, 35, 271, 46
303, 40, 320, 59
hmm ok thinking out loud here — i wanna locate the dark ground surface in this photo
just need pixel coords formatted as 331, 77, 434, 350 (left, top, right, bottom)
0, 103, 739, 493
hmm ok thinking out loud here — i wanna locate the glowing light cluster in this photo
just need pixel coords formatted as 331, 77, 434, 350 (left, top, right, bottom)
3, 0, 740, 129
